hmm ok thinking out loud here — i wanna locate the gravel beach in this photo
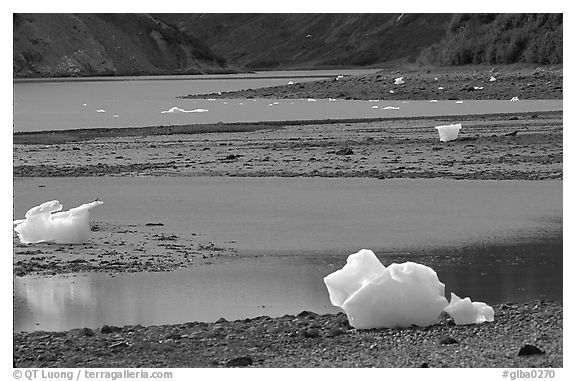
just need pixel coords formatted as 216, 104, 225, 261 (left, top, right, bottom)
14, 301, 562, 368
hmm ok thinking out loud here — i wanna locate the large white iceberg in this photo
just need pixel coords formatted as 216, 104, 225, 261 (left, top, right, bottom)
13, 200, 103, 244
443, 293, 494, 325
435, 123, 462, 142
324, 249, 449, 329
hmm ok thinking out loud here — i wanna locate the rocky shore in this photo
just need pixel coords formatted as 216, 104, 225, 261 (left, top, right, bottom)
13, 300, 562, 368
184, 66, 563, 101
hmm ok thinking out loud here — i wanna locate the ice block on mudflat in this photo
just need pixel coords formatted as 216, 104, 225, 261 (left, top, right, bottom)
324, 249, 449, 329
14, 200, 103, 244
435, 123, 462, 142
443, 293, 495, 325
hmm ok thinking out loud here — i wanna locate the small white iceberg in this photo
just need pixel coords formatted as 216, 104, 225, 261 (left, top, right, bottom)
112, 114, 119, 118
382, 106, 400, 110
490, 76, 497, 82
288, 81, 294, 85
430, 100, 439, 103
96, 109, 106, 113
371, 106, 379, 109
307, 98, 317, 102
455, 100, 464, 104
438, 87, 444, 90
473, 86, 484, 90
389, 90, 395, 94
324, 249, 449, 329
394, 77, 404, 85
14, 200, 103, 244
510, 96, 520, 101
328, 98, 336, 102
161, 107, 208, 114
443, 293, 495, 325
336, 75, 344, 81
435, 123, 462, 142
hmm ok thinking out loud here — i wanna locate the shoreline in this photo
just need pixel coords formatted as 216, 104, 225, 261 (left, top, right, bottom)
13, 300, 562, 368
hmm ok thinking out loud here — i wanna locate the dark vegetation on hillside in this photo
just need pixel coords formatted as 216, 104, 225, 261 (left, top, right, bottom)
417, 14, 563, 66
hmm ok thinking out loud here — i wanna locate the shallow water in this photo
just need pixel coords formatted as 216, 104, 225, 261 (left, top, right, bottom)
13, 72, 562, 132
13, 177, 562, 332
13, 177, 562, 253
14, 242, 562, 333
13, 70, 374, 132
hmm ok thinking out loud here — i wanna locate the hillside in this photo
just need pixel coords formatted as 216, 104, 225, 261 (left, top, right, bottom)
13, 14, 229, 78
155, 13, 452, 70
13, 14, 563, 78
418, 14, 563, 65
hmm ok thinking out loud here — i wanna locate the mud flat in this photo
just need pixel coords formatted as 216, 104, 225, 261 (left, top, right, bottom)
13, 111, 562, 180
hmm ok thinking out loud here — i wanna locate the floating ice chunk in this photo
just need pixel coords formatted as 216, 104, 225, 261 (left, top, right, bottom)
324, 249, 449, 329
162, 107, 185, 113
455, 100, 464, 104
443, 293, 495, 325
328, 98, 336, 102
13, 200, 103, 244
307, 98, 317, 102
161, 107, 208, 114
96, 109, 106, 113
336, 75, 344, 81
435, 123, 462, 142
394, 77, 404, 85
438, 87, 444, 90
372, 106, 378, 109
288, 81, 294, 85
434, 77, 438, 81
474, 86, 484, 90
208, 98, 216, 101
389, 90, 395, 94
382, 106, 400, 110
306, 34, 311, 38
510, 96, 520, 101
82, 103, 87, 107
113, 114, 119, 118
490, 76, 497, 82
430, 100, 438, 102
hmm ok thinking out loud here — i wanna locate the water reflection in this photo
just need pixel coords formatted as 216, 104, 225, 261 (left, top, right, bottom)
14, 241, 561, 333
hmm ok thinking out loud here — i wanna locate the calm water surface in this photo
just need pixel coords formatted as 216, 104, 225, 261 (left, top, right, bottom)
13, 177, 562, 332
13, 71, 562, 132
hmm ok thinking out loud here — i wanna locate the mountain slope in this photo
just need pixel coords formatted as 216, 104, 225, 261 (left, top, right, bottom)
418, 14, 563, 65
13, 13, 229, 78
155, 13, 452, 69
